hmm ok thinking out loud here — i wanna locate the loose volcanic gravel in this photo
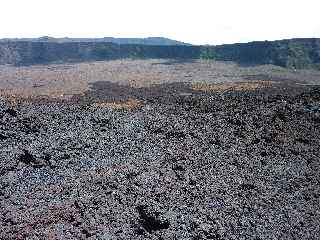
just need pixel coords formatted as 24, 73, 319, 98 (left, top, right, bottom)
0, 84, 320, 239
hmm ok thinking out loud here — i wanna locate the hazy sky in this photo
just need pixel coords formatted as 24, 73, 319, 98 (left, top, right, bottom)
1, 0, 319, 45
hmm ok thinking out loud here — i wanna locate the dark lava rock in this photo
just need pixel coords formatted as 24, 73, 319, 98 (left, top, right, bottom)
136, 205, 170, 233
4, 108, 17, 117
19, 149, 36, 165
0, 85, 319, 239
19, 150, 44, 168
0, 133, 8, 140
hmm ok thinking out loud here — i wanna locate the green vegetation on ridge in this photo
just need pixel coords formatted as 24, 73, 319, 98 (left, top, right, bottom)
0, 38, 319, 69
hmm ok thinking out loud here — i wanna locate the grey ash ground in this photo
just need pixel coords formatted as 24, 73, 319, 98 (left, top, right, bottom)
0, 60, 320, 239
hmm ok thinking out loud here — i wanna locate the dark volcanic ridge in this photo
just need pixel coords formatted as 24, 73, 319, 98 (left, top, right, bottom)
1, 38, 320, 69
0, 36, 191, 46
0, 83, 319, 239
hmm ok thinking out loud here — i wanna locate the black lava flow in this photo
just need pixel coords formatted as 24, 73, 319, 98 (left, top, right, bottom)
0, 86, 320, 239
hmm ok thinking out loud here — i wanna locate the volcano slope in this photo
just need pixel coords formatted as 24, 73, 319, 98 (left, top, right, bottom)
0, 80, 320, 239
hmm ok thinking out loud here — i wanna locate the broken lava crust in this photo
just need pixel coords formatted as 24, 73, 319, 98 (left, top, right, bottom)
0, 84, 320, 239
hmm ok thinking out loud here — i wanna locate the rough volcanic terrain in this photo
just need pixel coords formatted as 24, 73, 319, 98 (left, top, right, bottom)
0, 59, 320, 239
0, 77, 319, 239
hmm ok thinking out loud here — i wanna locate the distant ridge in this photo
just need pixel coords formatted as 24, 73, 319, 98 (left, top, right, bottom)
0, 38, 319, 69
0, 36, 191, 46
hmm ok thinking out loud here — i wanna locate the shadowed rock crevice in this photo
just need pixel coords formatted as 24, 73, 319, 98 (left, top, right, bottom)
18, 149, 45, 168
136, 205, 170, 233
4, 108, 17, 117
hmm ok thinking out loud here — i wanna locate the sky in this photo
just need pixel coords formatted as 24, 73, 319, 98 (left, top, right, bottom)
1, 0, 320, 45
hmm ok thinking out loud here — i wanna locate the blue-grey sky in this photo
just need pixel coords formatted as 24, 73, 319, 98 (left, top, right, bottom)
1, 0, 319, 45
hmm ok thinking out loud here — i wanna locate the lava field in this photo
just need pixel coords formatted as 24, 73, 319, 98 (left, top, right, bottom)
0, 82, 320, 239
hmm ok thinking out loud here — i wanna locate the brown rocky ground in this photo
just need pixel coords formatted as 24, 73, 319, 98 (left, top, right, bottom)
1, 59, 320, 99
